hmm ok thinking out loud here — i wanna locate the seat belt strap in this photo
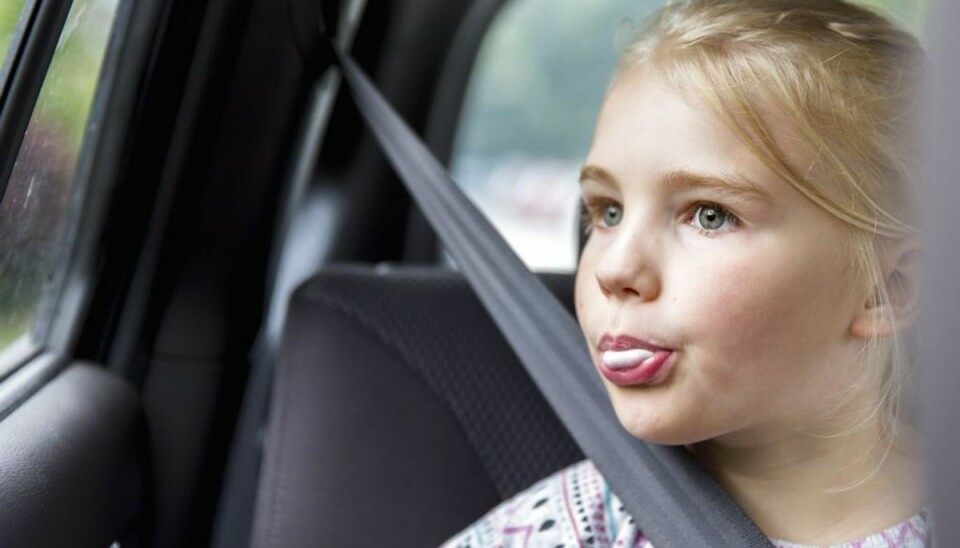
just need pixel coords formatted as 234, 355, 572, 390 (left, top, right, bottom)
334, 50, 775, 548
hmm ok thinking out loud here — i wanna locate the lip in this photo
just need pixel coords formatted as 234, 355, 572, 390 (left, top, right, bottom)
598, 334, 668, 353
597, 334, 676, 386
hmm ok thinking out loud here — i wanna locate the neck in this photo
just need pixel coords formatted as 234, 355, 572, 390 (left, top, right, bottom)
691, 416, 923, 544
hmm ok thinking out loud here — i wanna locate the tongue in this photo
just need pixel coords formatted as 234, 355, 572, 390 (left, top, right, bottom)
603, 348, 654, 369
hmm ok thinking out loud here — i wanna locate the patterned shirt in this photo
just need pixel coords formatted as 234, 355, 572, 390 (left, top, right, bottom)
442, 460, 928, 548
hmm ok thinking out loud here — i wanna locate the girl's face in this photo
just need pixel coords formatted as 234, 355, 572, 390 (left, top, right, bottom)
575, 66, 873, 447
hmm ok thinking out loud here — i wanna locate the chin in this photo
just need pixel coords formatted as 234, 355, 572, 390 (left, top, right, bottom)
611, 400, 711, 446
619, 421, 700, 446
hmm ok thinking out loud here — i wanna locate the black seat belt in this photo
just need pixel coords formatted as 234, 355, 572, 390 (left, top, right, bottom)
333, 49, 774, 548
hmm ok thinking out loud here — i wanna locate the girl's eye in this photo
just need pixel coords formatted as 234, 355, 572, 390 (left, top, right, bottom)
692, 204, 736, 232
579, 199, 622, 233
602, 204, 623, 227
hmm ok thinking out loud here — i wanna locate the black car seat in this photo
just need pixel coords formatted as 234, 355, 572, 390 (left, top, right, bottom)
250, 264, 584, 547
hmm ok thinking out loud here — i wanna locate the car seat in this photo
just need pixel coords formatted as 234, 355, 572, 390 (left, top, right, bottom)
249, 264, 584, 547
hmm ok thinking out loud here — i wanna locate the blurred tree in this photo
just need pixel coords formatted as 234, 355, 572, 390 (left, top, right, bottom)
0, 0, 27, 64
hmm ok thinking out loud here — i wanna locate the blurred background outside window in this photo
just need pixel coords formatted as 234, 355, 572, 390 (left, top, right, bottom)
0, 0, 28, 65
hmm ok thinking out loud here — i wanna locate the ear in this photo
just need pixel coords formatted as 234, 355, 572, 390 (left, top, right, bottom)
850, 238, 923, 339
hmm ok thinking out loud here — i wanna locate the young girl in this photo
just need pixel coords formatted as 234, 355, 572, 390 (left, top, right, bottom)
443, 0, 927, 546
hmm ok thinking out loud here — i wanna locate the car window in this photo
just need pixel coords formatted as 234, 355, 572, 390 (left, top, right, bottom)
0, 0, 120, 354
451, 0, 927, 273
858, 0, 928, 34
0, 0, 28, 65
450, 0, 653, 272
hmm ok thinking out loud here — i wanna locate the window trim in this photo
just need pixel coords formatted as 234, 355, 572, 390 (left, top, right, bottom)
403, 0, 507, 262
41, 0, 154, 359
0, 335, 41, 383
0, 0, 74, 204
0, 350, 63, 420
0, 0, 141, 369
0, 0, 141, 423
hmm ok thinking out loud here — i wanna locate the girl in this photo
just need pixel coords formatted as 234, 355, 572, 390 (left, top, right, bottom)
443, 0, 927, 546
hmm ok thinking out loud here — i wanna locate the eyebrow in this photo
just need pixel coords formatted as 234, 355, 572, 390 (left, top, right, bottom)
579, 165, 773, 203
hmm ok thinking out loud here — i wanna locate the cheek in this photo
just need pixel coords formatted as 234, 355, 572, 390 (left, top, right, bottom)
711, 267, 793, 346
678, 256, 778, 335
574, 242, 601, 323
574, 271, 597, 349
676, 246, 851, 382
574, 244, 611, 365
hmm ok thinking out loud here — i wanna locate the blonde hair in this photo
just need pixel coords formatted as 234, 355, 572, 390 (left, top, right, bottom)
616, 1, 924, 440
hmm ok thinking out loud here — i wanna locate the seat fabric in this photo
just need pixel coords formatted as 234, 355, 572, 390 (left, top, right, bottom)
252, 264, 584, 548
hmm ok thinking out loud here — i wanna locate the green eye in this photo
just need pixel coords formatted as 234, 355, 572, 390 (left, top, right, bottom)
602, 204, 623, 227
695, 205, 731, 231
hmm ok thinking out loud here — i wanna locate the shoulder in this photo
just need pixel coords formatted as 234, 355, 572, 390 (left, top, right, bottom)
441, 460, 649, 548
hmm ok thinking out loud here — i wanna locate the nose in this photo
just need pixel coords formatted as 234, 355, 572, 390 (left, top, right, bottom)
593, 229, 661, 302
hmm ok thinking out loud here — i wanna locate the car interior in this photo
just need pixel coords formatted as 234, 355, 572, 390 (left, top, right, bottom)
0, 0, 954, 547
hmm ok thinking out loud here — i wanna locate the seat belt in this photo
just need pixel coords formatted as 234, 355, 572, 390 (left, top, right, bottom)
332, 48, 775, 548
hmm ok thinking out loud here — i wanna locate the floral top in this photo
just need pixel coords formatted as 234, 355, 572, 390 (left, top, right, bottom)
441, 460, 928, 548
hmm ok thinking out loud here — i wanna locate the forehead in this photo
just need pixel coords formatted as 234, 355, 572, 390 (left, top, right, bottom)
587, 65, 815, 199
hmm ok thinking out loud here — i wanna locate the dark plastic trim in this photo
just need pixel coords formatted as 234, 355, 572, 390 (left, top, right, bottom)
403, 0, 508, 262
0, 363, 144, 548
44, 0, 166, 355
0, 351, 64, 421
105, 0, 246, 382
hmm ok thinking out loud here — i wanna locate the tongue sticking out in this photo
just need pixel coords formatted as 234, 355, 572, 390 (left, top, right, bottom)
602, 348, 655, 369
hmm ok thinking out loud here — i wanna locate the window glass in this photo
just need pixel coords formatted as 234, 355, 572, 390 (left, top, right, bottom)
0, 0, 28, 66
858, 0, 928, 35
0, 0, 120, 351
451, 0, 652, 272
451, 0, 927, 272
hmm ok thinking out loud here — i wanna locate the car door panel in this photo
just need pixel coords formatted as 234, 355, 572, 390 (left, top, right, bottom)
0, 363, 144, 548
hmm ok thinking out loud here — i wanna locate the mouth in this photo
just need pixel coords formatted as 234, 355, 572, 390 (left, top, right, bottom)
597, 334, 676, 386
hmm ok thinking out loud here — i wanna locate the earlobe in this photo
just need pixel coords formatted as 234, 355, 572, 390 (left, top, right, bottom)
850, 239, 923, 339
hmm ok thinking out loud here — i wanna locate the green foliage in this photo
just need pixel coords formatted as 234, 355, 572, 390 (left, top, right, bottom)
36, 0, 118, 149
0, 316, 27, 349
0, 0, 116, 149
0, 0, 27, 64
